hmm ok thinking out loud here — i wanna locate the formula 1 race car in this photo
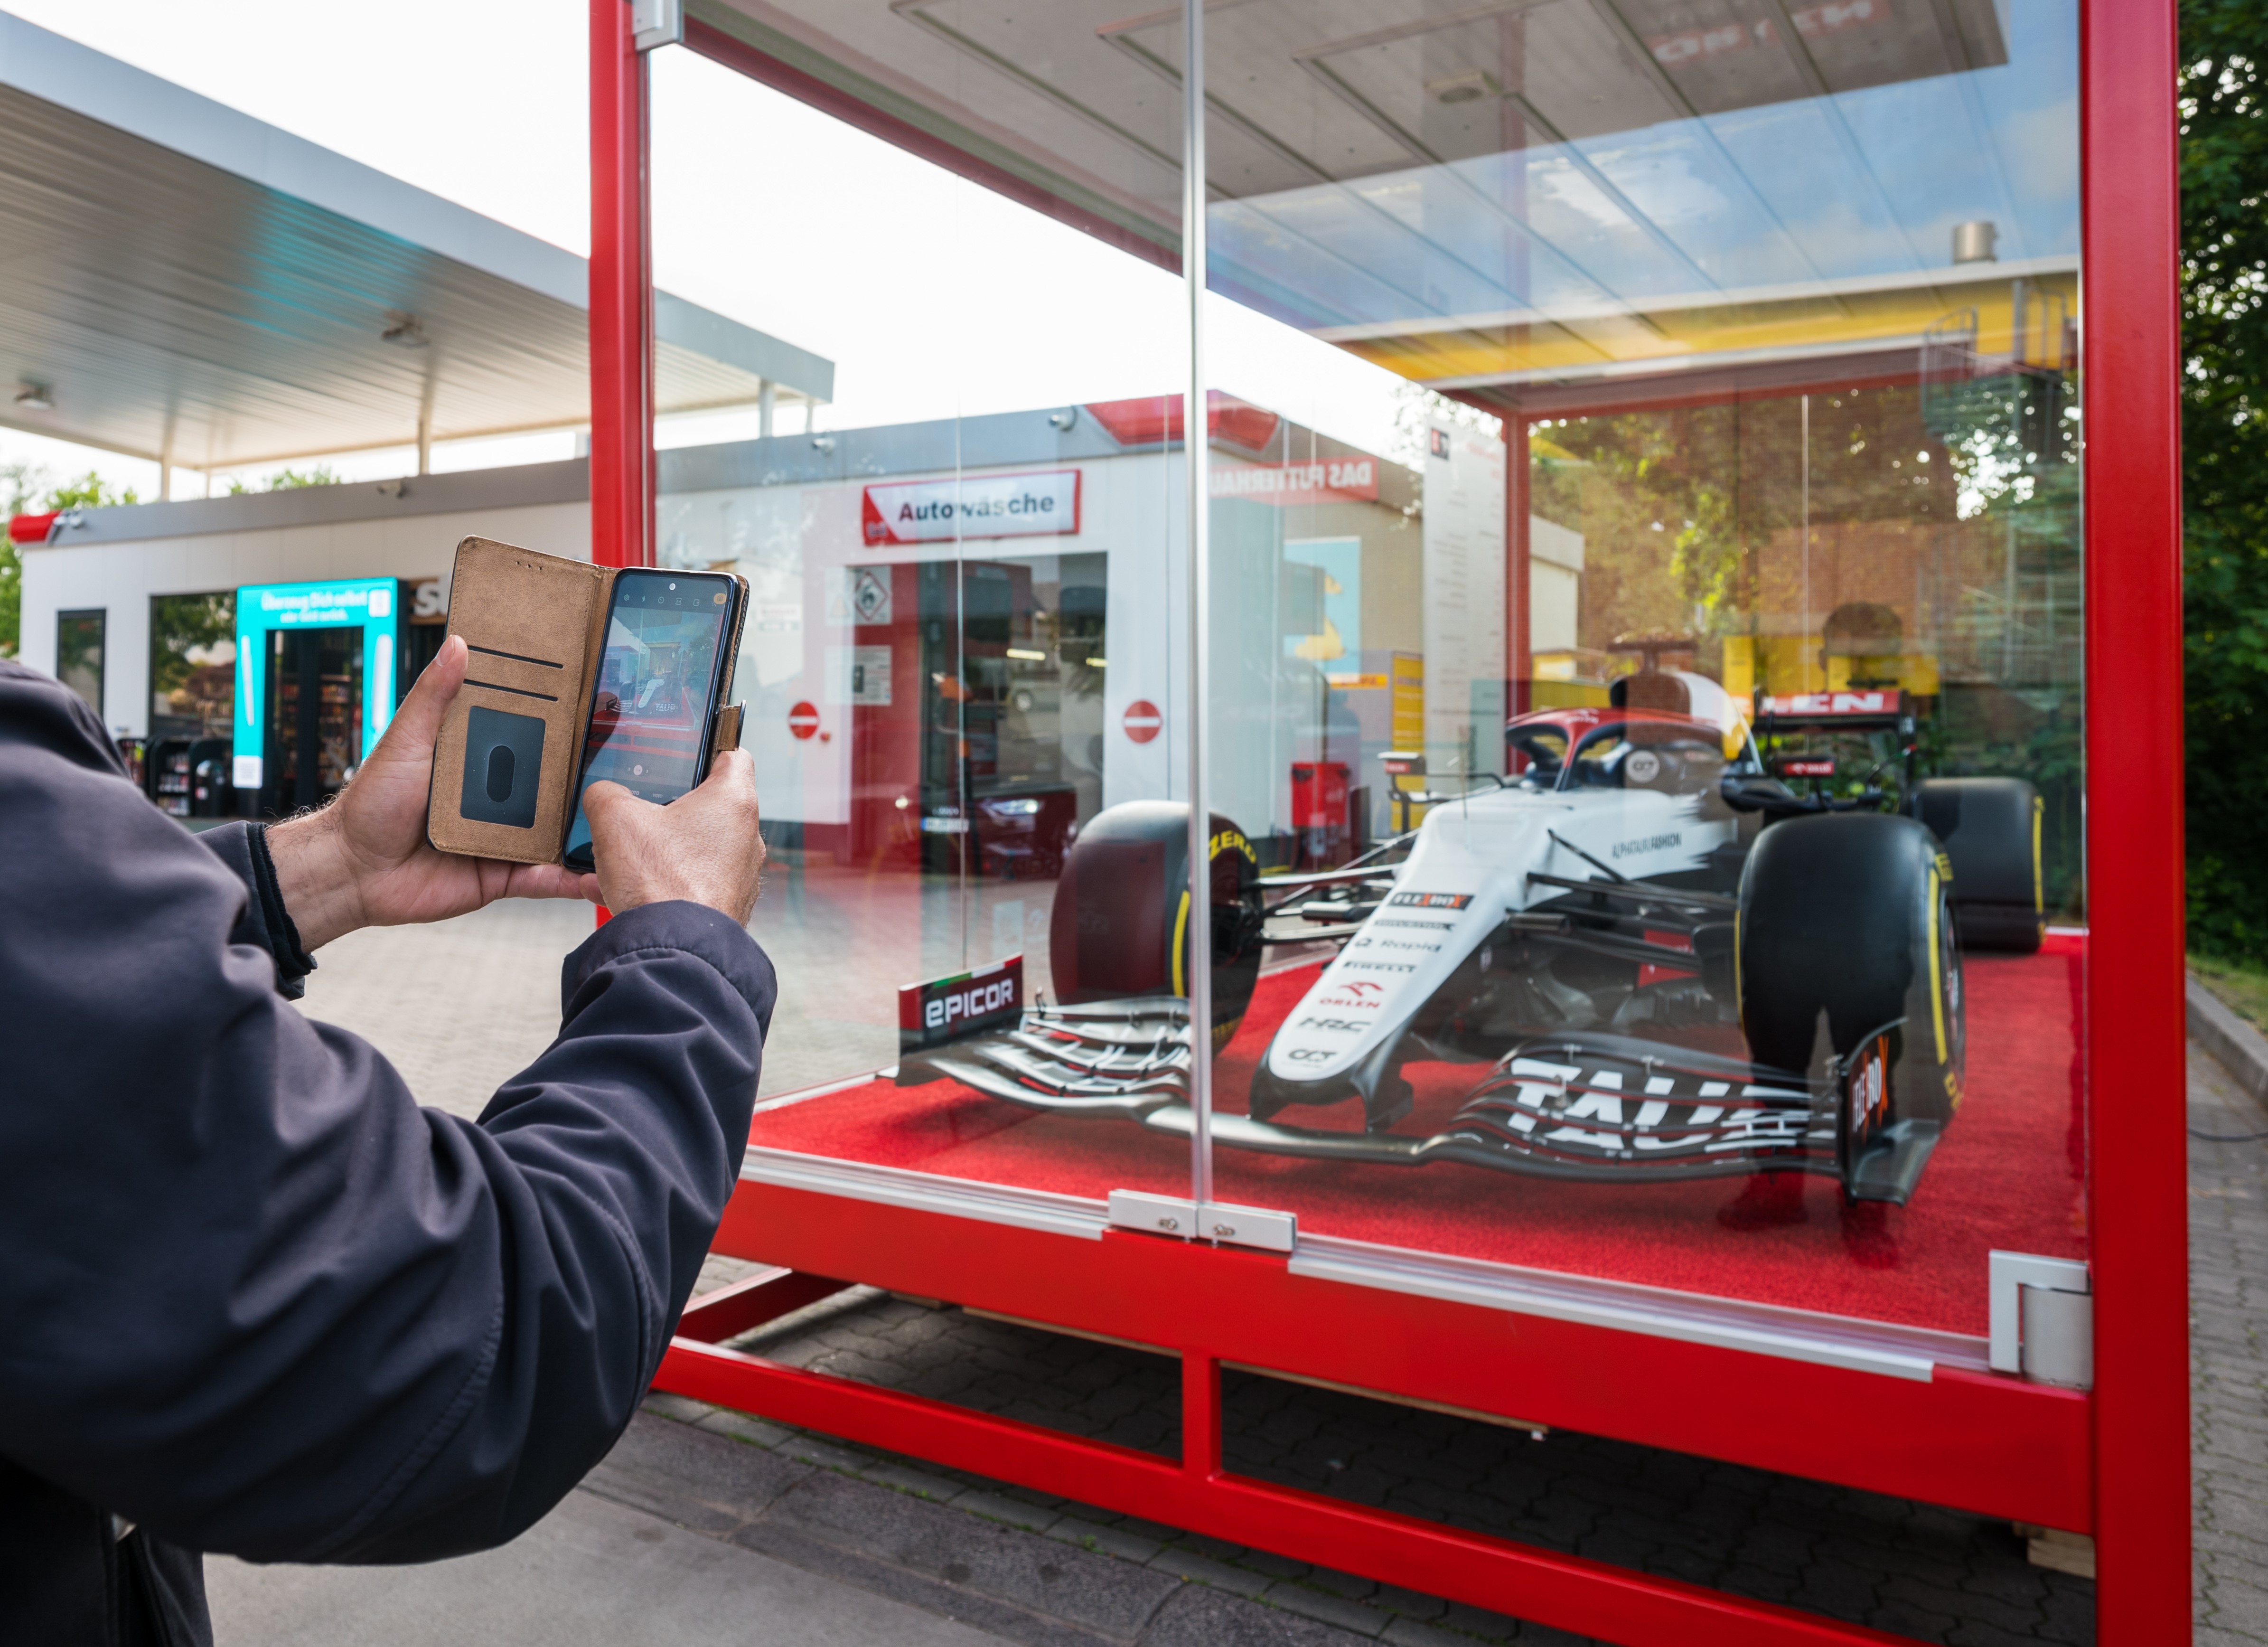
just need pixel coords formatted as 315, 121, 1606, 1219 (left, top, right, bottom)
898, 671, 2044, 1206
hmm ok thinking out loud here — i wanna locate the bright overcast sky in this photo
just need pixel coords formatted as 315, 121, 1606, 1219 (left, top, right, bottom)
0, 0, 1407, 499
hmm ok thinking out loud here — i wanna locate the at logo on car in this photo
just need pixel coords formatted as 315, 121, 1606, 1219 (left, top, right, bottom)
1611, 831, 1683, 859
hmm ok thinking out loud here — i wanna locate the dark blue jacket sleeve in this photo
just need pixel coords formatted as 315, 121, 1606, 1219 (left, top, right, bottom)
0, 660, 772, 1562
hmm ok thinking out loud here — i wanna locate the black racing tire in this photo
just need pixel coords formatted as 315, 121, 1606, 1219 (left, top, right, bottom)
1737, 812, 1964, 1121
1049, 801, 1264, 1050
1911, 778, 2045, 954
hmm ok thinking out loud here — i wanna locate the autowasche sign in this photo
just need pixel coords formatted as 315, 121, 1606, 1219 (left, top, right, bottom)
899, 955, 1022, 1053
862, 470, 1080, 545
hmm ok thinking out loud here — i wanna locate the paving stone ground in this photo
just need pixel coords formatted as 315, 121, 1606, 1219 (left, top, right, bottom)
2188, 1044, 2268, 1647
295, 857, 1049, 1110
282, 903, 2268, 1643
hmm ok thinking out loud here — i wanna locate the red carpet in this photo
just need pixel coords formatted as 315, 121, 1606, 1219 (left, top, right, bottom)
750, 937, 2087, 1337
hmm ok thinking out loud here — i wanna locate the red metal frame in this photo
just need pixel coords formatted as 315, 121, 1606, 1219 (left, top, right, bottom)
590, 0, 653, 572
2078, 0, 2189, 1635
600, 0, 2189, 1635
661, 1191, 2087, 1647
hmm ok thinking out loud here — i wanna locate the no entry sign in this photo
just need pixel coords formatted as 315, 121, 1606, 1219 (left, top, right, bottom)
787, 701, 820, 740
1122, 700, 1162, 744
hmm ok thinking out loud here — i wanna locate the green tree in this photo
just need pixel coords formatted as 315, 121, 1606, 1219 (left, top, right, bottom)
44, 471, 140, 510
0, 467, 141, 658
2181, 7, 2268, 958
0, 461, 42, 659
226, 464, 339, 495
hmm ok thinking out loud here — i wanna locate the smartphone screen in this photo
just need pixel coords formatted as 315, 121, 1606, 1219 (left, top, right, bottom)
562, 569, 737, 871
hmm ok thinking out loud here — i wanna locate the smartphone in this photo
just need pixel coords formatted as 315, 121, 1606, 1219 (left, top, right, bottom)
562, 568, 743, 872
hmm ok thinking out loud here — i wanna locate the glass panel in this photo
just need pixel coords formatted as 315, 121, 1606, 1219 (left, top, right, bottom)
149, 593, 236, 742
55, 608, 104, 719
1193, 0, 2084, 1337
649, 38, 1199, 1204
145, 593, 238, 819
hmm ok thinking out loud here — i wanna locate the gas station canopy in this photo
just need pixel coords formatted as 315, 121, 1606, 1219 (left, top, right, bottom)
0, 11, 833, 472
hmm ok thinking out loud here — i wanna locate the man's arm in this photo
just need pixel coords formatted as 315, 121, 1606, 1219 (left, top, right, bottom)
0, 659, 770, 1562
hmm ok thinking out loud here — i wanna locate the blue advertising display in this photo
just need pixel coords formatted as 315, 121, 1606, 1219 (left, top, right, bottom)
232, 579, 401, 789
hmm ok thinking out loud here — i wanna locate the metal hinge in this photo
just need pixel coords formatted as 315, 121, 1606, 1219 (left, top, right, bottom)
1107, 1190, 1296, 1254
631, 0, 683, 51
1988, 1250, 2092, 1389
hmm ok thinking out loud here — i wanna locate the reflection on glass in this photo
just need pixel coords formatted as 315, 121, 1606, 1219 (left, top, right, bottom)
147, 592, 237, 819
650, 43, 1202, 1207
56, 609, 105, 719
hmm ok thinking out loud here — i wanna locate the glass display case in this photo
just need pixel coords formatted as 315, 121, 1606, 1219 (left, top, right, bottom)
607, 1, 2187, 1639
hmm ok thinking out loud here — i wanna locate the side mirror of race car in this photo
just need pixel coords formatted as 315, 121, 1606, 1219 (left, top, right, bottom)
1720, 772, 1809, 816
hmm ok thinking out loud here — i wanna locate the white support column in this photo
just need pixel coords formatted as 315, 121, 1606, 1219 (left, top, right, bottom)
759, 379, 776, 440
1182, 0, 1213, 1216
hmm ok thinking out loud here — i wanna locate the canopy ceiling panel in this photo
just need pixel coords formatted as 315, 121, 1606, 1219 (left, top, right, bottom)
0, 12, 832, 469
690, 0, 2074, 403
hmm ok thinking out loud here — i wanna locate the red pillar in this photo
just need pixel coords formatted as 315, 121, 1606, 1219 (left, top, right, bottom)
2079, 0, 2188, 1636
590, 0, 654, 571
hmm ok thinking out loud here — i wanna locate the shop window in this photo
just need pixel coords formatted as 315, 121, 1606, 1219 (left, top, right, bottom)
144, 593, 237, 819
149, 593, 236, 741
55, 609, 104, 720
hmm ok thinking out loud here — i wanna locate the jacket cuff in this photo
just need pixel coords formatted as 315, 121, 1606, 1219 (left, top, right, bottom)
198, 821, 320, 999
564, 901, 773, 1029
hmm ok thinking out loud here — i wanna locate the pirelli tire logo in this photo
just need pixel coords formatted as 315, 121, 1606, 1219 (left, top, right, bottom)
1387, 891, 1472, 910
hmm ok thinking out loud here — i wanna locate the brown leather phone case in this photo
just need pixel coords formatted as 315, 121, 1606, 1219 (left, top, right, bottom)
426, 537, 748, 864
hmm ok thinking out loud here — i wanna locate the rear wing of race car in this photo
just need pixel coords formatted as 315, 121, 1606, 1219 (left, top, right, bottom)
1753, 690, 1916, 785
1755, 689, 1912, 732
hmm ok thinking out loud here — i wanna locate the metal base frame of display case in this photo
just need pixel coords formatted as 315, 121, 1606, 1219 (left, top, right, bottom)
591, 0, 2190, 1637
656, 1152, 2089, 1647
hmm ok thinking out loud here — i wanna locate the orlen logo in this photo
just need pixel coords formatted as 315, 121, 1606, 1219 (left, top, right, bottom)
899, 956, 1022, 1052
1314, 979, 1387, 1009
1387, 891, 1471, 910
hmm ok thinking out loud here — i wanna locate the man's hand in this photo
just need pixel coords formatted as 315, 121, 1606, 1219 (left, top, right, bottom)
267, 635, 600, 952
581, 751, 764, 925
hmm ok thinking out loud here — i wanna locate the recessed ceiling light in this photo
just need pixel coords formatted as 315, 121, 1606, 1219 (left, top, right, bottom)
14, 383, 53, 410
380, 311, 429, 348
1425, 71, 1497, 105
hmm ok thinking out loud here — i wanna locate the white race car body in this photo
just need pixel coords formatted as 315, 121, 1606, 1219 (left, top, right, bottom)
1265, 784, 1737, 1090
899, 682, 1959, 1204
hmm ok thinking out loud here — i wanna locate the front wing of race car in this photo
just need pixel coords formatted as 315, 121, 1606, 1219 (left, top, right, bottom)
896, 998, 1941, 1205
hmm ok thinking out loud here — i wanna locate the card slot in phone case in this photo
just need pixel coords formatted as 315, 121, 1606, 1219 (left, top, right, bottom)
465, 678, 560, 703
468, 643, 567, 670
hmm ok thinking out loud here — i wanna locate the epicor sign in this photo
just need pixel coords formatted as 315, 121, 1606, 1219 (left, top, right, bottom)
898, 955, 1023, 1053
861, 469, 1080, 545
